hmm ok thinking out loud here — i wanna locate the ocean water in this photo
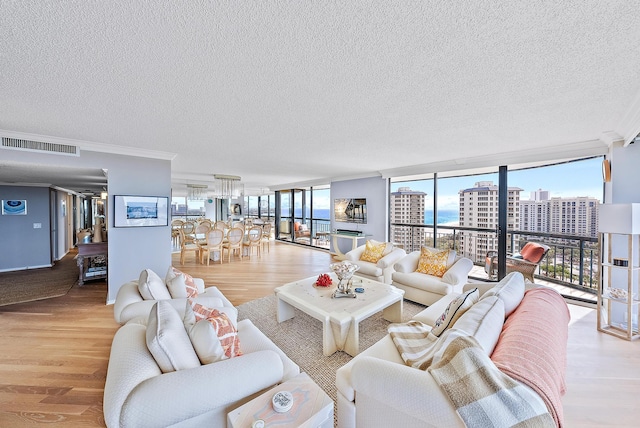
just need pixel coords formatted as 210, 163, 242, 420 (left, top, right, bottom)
425, 210, 459, 225
293, 208, 459, 225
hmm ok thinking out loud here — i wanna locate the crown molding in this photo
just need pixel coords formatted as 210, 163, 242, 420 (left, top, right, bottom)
0, 129, 177, 161
616, 86, 640, 146
379, 139, 608, 179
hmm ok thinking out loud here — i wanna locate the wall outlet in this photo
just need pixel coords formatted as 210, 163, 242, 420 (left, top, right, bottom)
33, 223, 42, 229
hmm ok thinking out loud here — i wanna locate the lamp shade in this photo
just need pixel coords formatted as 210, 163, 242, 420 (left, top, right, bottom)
598, 203, 640, 234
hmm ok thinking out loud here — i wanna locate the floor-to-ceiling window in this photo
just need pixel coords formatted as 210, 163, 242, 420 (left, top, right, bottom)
275, 185, 330, 249
391, 157, 602, 300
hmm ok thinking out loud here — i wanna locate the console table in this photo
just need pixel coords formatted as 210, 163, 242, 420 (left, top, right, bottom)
77, 242, 108, 285
330, 232, 370, 260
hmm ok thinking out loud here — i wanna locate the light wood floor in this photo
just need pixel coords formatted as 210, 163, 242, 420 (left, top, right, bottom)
0, 241, 638, 427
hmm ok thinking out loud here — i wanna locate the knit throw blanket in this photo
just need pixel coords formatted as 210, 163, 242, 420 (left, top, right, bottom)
389, 326, 555, 427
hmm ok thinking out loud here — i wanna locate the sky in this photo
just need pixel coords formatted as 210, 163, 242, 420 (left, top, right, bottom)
391, 157, 603, 211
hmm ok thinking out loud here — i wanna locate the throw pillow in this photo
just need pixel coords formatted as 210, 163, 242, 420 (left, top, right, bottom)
429, 288, 479, 338
186, 300, 238, 328
146, 301, 201, 373
360, 240, 387, 263
187, 319, 227, 364
166, 273, 199, 299
202, 309, 242, 359
416, 247, 450, 277
138, 269, 172, 300
166, 266, 201, 297
519, 243, 545, 263
482, 272, 525, 317
369, 239, 394, 256
452, 296, 505, 355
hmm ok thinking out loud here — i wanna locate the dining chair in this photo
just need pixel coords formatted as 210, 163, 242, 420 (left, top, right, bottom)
171, 219, 184, 247
179, 229, 201, 265
261, 223, 272, 253
180, 220, 197, 246
222, 227, 244, 262
243, 226, 262, 258
200, 229, 225, 265
194, 222, 211, 246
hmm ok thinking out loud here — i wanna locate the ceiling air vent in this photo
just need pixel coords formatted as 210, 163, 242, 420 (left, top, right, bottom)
1, 137, 79, 156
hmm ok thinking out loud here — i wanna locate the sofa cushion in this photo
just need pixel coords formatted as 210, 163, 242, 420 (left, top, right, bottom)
452, 296, 505, 355
138, 269, 171, 300
392, 271, 453, 295
482, 272, 525, 317
430, 288, 479, 338
146, 301, 200, 373
416, 248, 450, 277
360, 240, 387, 263
354, 261, 383, 278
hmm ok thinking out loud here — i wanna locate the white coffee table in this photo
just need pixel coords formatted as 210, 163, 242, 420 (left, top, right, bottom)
227, 372, 333, 428
275, 273, 404, 356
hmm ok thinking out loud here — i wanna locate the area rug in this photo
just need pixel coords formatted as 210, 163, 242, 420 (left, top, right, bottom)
0, 250, 78, 307
237, 294, 426, 407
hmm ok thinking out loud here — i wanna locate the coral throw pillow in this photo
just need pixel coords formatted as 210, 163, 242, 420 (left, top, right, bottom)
430, 288, 479, 338
205, 309, 242, 359
416, 247, 450, 277
519, 243, 545, 263
360, 240, 387, 263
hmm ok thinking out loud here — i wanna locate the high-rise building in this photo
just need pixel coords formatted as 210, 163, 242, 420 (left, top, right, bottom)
519, 194, 599, 238
459, 181, 523, 262
390, 187, 426, 250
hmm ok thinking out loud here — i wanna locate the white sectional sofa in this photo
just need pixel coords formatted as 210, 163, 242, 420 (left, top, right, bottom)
104, 293, 300, 427
336, 272, 570, 428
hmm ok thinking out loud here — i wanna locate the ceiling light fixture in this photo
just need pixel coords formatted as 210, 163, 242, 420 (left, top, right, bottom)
187, 184, 208, 200
213, 174, 242, 199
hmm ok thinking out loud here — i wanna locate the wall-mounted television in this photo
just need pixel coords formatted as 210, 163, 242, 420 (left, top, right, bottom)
114, 195, 169, 227
334, 198, 367, 224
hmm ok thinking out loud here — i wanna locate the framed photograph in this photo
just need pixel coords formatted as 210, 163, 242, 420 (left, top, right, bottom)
113, 195, 168, 227
2, 200, 27, 215
334, 198, 367, 224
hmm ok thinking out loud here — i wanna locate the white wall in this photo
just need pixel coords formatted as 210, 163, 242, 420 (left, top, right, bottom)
330, 176, 388, 254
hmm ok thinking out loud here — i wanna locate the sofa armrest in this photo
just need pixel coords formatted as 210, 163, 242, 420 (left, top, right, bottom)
200, 286, 234, 308
120, 350, 284, 428
113, 281, 143, 323
377, 248, 407, 269
351, 356, 462, 427
441, 257, 473, 286
345, 245, 366, 261
393, 251, 420, 273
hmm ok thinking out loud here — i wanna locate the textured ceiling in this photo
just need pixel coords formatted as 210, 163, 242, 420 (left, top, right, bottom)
1, 1, 640, 195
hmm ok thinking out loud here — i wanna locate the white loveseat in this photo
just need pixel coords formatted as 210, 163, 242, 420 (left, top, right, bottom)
391, 248, 473, 305
345, 244, 407, 284
336, 272, 570, 428
104, 297, 300, 427
113, 268, 229, 324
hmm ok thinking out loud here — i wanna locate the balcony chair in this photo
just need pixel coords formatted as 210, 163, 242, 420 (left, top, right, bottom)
484, 241, 550, 283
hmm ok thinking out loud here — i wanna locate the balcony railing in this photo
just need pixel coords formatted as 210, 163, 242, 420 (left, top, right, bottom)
391, 223, 599, 298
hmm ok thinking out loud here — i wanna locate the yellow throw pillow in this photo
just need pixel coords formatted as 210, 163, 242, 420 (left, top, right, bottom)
416, 247, 450, 277
360, 240, 387, 263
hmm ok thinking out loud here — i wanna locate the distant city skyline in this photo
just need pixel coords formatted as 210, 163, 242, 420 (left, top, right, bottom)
391, 157, 603, 211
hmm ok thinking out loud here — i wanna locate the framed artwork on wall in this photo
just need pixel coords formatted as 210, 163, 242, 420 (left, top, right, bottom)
113, 195, 168, 227
2, 200, 27, 215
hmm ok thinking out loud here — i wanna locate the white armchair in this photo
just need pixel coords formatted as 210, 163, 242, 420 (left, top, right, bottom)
391, 249, 473, 305
345, 244, 407, 284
